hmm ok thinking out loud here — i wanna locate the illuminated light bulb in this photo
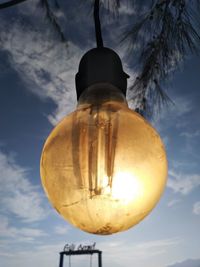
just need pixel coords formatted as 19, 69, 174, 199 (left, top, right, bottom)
40, 48, 167, 235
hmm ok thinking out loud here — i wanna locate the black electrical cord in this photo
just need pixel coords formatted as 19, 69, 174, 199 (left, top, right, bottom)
0, 0, 28, 9
94, 0, 104, 47
0, 0, 104, 48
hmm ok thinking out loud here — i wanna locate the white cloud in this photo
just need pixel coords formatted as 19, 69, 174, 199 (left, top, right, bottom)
102, 0, 135, 15
0, 252, 14, 258
0, 242, 64, 267
135, 238, 181, 251
0, 2, 138, 126
167, 199, 181, 207
193, 202, 200, 215
0, 150, 49, 222
0, 237, 182, 267
0, 215, 47, 240
172, 96, 192, 116
151, 94, 193, 133
180, 130, 200, 138
0, 12, 83, 125
98, 237, 182, 264
118, 3, 136, 15
4, 190, 47, 223
54, 225, 69, 235
167, 258, 200, 267
167, 170, 200, 195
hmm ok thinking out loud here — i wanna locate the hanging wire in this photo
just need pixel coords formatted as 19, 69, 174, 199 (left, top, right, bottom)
94, 0, 104, 47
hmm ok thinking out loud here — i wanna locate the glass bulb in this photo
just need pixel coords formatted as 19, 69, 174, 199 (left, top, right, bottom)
40, 83, 167, 235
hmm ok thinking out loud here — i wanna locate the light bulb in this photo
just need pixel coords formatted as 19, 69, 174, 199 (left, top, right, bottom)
40, 83, 167, 235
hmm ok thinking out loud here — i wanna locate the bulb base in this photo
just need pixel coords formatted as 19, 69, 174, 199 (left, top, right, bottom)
77, 83, 128, 109
75, 47, 129, 100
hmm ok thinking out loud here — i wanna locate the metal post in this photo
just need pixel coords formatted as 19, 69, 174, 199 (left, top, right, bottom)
59, 253, 64, 267
98, 251, 102, 267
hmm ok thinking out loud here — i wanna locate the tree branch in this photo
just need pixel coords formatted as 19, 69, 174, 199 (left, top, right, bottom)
39, 0, 67, 42
122, 0, 200, 116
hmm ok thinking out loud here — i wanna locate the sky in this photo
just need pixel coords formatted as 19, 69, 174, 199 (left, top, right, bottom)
0, 1, 200, 267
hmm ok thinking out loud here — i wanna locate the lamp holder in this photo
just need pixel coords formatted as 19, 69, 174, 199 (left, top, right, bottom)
75, 47, 129, 100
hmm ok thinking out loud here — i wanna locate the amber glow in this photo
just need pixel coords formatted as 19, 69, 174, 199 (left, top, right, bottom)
111, 172, 143, 202
40, 84, 168, 235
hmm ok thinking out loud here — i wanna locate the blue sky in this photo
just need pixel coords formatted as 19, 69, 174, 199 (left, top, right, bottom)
0, 1, 200, 267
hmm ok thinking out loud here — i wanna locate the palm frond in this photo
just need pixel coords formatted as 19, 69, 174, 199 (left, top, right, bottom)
38, 0, 67, 43
123, 0, 200, 116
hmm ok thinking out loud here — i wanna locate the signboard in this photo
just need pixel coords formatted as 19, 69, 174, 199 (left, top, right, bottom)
63, 242, 96, 252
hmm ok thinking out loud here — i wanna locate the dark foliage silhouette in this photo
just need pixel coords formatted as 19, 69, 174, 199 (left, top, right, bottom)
0, 0, 199, 115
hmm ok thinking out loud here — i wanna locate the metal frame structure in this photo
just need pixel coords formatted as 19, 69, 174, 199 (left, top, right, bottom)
59, 249, 102, 267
